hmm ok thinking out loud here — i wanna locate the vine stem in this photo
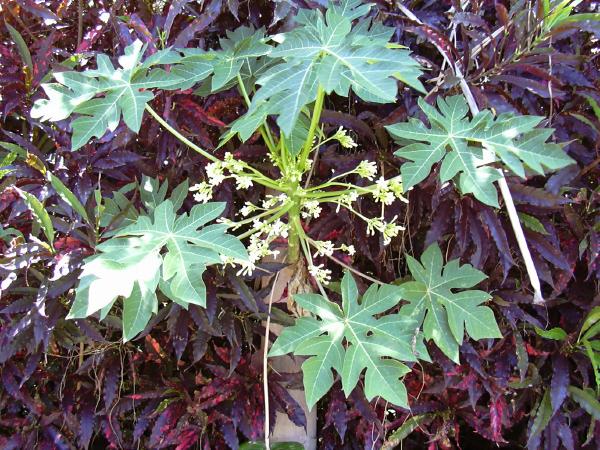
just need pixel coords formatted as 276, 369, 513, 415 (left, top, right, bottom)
396, 1, 545, 305
145, 104, 220, 163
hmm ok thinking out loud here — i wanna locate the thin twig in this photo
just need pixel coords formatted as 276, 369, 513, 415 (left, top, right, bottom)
395, 1, 545, 305
313, 243, 384, 285
77, 0, 84, 48
263, 271, 280, 450
470, 26, 507, 59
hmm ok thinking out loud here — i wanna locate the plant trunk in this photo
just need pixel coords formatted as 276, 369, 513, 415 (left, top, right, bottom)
262, 200, 317, 448
268, 330, 318, 449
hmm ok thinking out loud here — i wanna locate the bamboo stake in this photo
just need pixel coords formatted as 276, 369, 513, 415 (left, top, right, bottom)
395, 1, 545, 304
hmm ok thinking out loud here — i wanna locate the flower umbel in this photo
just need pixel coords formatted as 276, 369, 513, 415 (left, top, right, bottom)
333, 126, 358, 149
205, 161, 226, 186
308, 264, 332, 284
313, 240, 335, 257
302, 200, 322, 219
356, 160, 377, 180
189, 182, 213, 203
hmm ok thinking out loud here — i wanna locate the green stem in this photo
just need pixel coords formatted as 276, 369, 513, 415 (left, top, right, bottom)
236, 73, 277, 154
231, 203, 286, 229
145, 104, 220, 163
286, 192, 302, 263
308, 189, 356, 199
146, 104, 282, 190
236, 165, 282, 190
306, 181, 364, 192
236, 203, 292, 240
298, 86, 326, 170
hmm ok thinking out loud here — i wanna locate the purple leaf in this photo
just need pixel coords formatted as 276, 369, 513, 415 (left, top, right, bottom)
526, 231, 572, 272
219, 421, 238, 450
192, 331, 209, 362
509, 184, 569, 208
545, 165, 579, 195
325, 387, 348, 441
164, 0, 194, 42
103, 362, 120, 411
78, 403, 95, 449
20, 351, 42, 387
555, 413, 574, 450
550, 354, 570, 413
170, 308, 190, 360
454, 200, 469, 254
173, 0, 223, 48
425, 200, 452, 245
133, 400, 160, 442
479, 207, 514, 278
269, 381, 307, 430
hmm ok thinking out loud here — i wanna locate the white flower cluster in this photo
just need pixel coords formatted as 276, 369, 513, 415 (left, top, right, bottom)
219, 216, 291, 276
189, 182, 213, 203
237, 194, 290, 222
220, 255, 256, 277
308, 263, 332, 284
219, 194, 292, 276
355, 160, 378, 180
189, 153, 254, 203
312, 240, 355, 257
335, 191, 359, 213
223, 152, 245, 173
366, 216, 405, 245
262, 193, 289, 208
301, 199, 322, 219
333, 126, 358, 149
372, 177, 407, 205
245, 218, 289, 269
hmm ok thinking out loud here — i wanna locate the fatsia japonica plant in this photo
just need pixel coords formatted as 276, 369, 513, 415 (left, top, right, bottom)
30, 0, 574, 411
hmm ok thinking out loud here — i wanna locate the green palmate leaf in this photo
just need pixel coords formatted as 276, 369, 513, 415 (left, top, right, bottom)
227, 0, 424, 140
193, 28, 274, 97
209, 26, 272, 91
386, 95, 575, 207
98, 182, 138, 230
68, 199, 248, 341
139, 175, 189, 214
398, 243, 501, 363
269, 271, 429, 409
31, 40, 188, 150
